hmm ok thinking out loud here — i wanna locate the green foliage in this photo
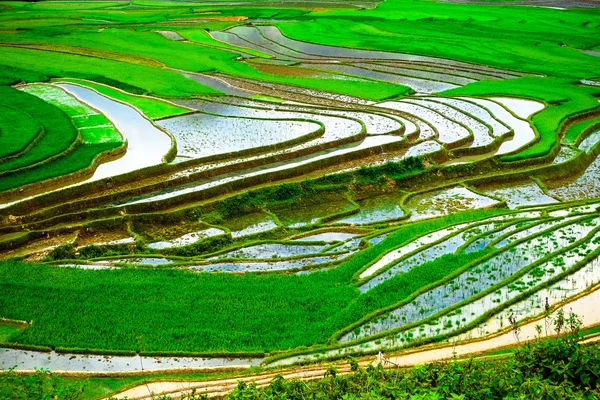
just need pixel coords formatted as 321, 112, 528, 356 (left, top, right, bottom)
0, 25, 408, 101
562, 116, 600, 146
0, 85, 122, 192
265, 183, 303, 202
45, 243, 76, 261
0, 46, 219, 98
0, 260, 356, 352
21, 84, 122, 144
0, 368, 84, 400
77, 244, 133, 259
337, 250, 491, 335
277, 1, 600, 79
225, 335, 600, 399
0, 208, 508, 354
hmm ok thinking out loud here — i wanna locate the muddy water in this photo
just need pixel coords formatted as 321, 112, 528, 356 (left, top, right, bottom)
222, 213, 279, 238
58, 84, 172, 180
546, 154, 600, 201
578, 130, 600, 153
352, 62, 475, 85
360, 222, 501, 292
335, 194, 405, 225
406, 98, 494, 148
359, 222, 473, 279
478, 180, 558, 208
405, 186, 500, 221
213, 243, 328, 260
156, 30, 185, 41
275, 196, 357, 228
191, 254, 348, 273
430, 97, 510, 138
0, 348, 261, 372
380, 101, 471, 145
460, 254, 600, 341
306, 63, 458, 93
295, 232, 357, 242
147, 228, 226, 250
183, 72, 256, 97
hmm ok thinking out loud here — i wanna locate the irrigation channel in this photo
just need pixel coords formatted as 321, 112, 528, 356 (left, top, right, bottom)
1, 15, 600, 396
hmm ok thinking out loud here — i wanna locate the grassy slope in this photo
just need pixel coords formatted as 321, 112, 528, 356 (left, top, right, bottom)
0, 85, 123, 192
0, 209, 506, 353
0, 142, 120, 193
0, 47, 221, 98
0, 86, 79, 173
0, 106, 42, 160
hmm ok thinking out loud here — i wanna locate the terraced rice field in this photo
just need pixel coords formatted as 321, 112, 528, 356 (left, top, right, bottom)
0, 0, 599, 397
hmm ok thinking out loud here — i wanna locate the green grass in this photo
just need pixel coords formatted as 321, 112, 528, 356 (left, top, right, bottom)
21, 84, 122, 144
0, 324, 22, 343
0, 106, 42, 160
0, 86, 79, 173
0, 46, 221, 98
443, 77, 600, 162
58, 79, 191, 120
0, 142, 120, 192
0, 260, 357, 353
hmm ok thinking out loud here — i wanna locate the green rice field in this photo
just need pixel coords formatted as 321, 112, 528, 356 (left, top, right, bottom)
0, 0, 599, 398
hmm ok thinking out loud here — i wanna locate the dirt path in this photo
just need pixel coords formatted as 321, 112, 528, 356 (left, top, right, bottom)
109, 284, 600, 399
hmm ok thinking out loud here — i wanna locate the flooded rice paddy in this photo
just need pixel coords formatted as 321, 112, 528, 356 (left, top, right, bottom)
0, 348, 262, 372
2, 19, 600, 373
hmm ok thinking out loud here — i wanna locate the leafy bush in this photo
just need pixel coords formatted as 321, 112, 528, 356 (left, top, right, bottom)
0, 368, 84, 400
223, 331, 600, 399
44, 243, 75, 261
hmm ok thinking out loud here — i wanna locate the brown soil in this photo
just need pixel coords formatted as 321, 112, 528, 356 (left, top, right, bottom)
0, 231, 78, 261
74, 228, 132, 247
